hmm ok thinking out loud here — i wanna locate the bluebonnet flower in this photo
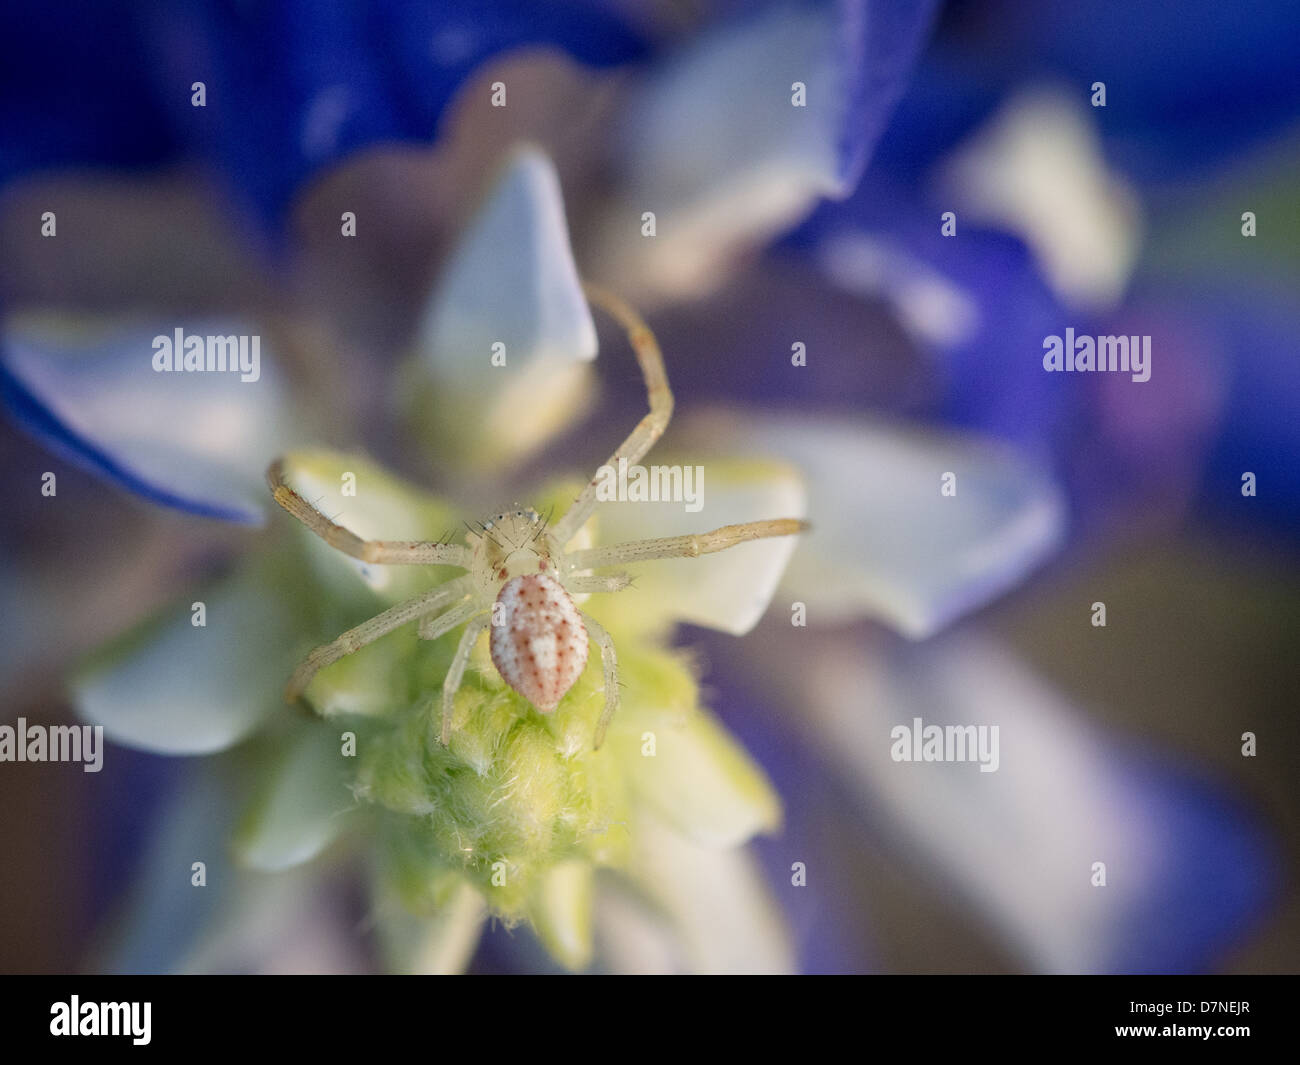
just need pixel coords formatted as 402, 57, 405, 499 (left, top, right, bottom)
0, 0, 1280, 973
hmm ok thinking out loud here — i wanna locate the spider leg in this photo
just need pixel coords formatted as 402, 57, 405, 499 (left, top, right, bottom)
439, 612, 492, 746
419, 587, 482, 638
286, 577, 475, 702
582, 614, 620, 750
564, 573, 632, 594
565, 518, 809, 570
551, 284, 674, 546
268, 459, 471, 567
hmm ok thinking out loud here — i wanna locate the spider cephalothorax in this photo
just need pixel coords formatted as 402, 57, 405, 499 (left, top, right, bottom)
268, 283, 807, 749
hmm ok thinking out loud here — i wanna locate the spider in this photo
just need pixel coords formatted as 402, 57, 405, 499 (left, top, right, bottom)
266, 282, 808, 750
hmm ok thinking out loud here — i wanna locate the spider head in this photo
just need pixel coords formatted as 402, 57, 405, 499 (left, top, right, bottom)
472, 507, 553, 586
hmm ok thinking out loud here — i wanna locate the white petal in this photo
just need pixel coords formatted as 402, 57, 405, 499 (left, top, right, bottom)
73, 565, 300, 755
680, 411, 1065, 637
374, 878, 487, 975
233, 724, 356, 872
800, 631, 1233, 972
1, 315, 293, 524
178, 867, 365, 974
605, 0, 924, 298
592, 879, 685, 974
409, 146, 597, 469
938, 85, 1142, 311
617, 707, 782, 848
592, 457, 807, 635
617, 812, 795, 974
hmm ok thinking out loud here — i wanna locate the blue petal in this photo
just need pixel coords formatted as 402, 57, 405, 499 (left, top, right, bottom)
607, 0, 936, 293
865, 2, 1300, 187
957, 0, 1300, 182
0, 2, 179, 184
790, 176, 1076, 452
1, 317, 295, 524
1186, 284, 1300, 536
835, 0, 942, 191
1, 2, 647, 230
136, 0, 647, 229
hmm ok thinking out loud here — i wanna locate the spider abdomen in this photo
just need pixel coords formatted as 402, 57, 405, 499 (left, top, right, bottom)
490, 574, 588, 713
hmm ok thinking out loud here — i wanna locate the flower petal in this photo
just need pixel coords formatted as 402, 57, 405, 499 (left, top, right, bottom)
233, 723, 356, 873
0, 315, 294, 524
680, 410, 1065, 637
615, 706, 782, 849
590, 456, 807, 636
605, 0, 937, 296
938, 85, 1142, 311
790, 179, 1073, 452
801, 631, 1274, 973
617, 812, 795, 974
373, 876, 487, 976
528, 860, 595, 971
406, 147, 598, 471
95, 762, 364, 973
73, 563, 302, 755
94, 765, 235, 973
130, 1, 646, 229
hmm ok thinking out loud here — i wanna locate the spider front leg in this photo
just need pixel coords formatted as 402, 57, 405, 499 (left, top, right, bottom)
438, 612, 492, 746
582, 614, 620, 750
286, 577, 474, 702
267, 460, 472, 568
565, 518, 809, 570
551, 284, 674, 546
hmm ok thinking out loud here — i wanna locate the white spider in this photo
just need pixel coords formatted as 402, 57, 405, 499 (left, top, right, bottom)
267, 283, 808, 750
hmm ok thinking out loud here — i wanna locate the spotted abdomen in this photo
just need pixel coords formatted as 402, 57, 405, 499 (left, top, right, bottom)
490, 574, 588, 713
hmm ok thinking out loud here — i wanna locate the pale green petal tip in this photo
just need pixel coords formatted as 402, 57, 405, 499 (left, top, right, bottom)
528, 860, 595, 971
